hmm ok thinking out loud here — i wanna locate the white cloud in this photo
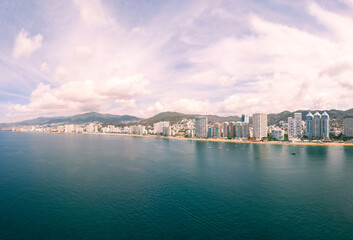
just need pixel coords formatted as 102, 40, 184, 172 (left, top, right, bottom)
73, 0, 114, 27
10, 75, 149, 117
4, 0, 353, 122
12, 29, 43, 59
40, 62, 49, 73
210, 8, 235, 20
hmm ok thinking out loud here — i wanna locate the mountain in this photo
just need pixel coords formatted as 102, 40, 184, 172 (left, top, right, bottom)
267, 108, 353, 125
138, 112, 241, 126
0, 112, 141, 128
138, 109, 353, 126
2, 108, 352, 129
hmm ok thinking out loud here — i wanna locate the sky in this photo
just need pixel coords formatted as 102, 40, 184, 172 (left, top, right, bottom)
1, 0, 353, 122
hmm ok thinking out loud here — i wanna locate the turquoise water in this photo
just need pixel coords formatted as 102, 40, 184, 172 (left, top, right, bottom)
1, 132, 353, 239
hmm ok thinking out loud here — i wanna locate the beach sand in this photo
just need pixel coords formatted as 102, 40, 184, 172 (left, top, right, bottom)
81, 132, 353, 147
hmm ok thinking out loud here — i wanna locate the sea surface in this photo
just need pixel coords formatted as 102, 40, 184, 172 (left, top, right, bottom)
1, 132, 353, 239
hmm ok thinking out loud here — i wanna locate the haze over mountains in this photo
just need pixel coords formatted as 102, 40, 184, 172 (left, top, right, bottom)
1, 108, 353, 129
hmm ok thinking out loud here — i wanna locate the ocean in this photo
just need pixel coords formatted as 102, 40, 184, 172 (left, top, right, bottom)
1, 131, 353, 239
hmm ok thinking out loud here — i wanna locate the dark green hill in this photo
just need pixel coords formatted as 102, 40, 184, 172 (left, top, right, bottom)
0, 112, 140, 128
138, 112, 241, 126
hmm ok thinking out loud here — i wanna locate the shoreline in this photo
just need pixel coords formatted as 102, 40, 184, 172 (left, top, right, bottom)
81, 132, 353, 146
4, 130, 353, 146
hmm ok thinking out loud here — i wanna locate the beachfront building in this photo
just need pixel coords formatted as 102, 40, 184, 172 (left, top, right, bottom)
222, 122, 229, 138
313, 112, 321, 138
288, 113, 303, 139
321, 112, 330, 139
343, 116, 353, 137
288, 117, 295, 139
271, 127, 285, 141
242, 122, 250, 139
294, 113, 303, 137
65, 124, 75, 133
154, 121, 170, 135
229, 122, 236, 138
162, 126, 171, 136
253, 113, 268, 139
195, 117, 208, 138
131, 125, 146, 135
236, 122, 242, 138
306, 112, 313, 138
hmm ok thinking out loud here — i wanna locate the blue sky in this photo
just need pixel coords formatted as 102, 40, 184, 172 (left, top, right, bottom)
1, 0, 353, 122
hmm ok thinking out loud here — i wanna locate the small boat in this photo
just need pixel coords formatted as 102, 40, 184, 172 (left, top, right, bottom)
291, 153, 296, 155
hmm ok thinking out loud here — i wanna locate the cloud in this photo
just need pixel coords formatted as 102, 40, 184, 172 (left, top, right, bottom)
73, 0, 114, 27
40, 62, 49, 73
210, 8, 235, 20
12, 29, 43, 59
4, 0, 353, 122
9, 75, 149, 117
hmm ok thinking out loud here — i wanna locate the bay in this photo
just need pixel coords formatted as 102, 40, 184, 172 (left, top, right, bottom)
1, 132, 353, 239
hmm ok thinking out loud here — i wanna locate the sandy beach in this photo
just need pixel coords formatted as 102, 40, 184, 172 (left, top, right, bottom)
80, 132, 353, 147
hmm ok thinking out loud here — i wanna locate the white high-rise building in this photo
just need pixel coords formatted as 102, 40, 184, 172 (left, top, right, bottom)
86, 123, 95, 133
288, 117, 295, 139
288, 113, 303, 139
65, 124, 75, 133
154, 121, 169, 135
343, 116, 353, 137
294, 113, 303, 137
253, 113, 268, 139
195, 117, 208, 138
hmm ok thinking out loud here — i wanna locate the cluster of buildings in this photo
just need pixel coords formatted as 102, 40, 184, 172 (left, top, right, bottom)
5, 111, 353, 141
194, 112, 352, 141
195, 115, 251, 139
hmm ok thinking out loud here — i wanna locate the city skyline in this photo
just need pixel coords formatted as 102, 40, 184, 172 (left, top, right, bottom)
2, 0, 353, 123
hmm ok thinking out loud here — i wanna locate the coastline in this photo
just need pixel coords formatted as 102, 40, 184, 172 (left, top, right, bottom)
82, 132, 353, 147
3, 130, 353, 146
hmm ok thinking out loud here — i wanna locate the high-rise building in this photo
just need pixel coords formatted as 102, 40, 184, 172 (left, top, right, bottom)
313, 112, 321, 138
253, 113, 268, 138
288, 113, 303, 139
162, 126, 171, 136
306, 112, 313, 138
236, 122, 243, 138
229, 122, 236, 138
242, 122, 250, 139
213, 123, 221, 138
222, 122, 229, 138
294, 113, 303, 137
320, 112, 330, 139
288, 117, 295, 139
241, 114, 249, 123
343, 116, 353, 137
195, 117, 208, 138
154, 121, 169, 135
65, 124, 75, 133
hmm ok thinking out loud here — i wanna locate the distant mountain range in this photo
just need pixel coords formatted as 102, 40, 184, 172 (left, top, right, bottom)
0, 112, 141, 129
1, 108, 353, 129
138, 109, 353, 126
138, 112, 241, 126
